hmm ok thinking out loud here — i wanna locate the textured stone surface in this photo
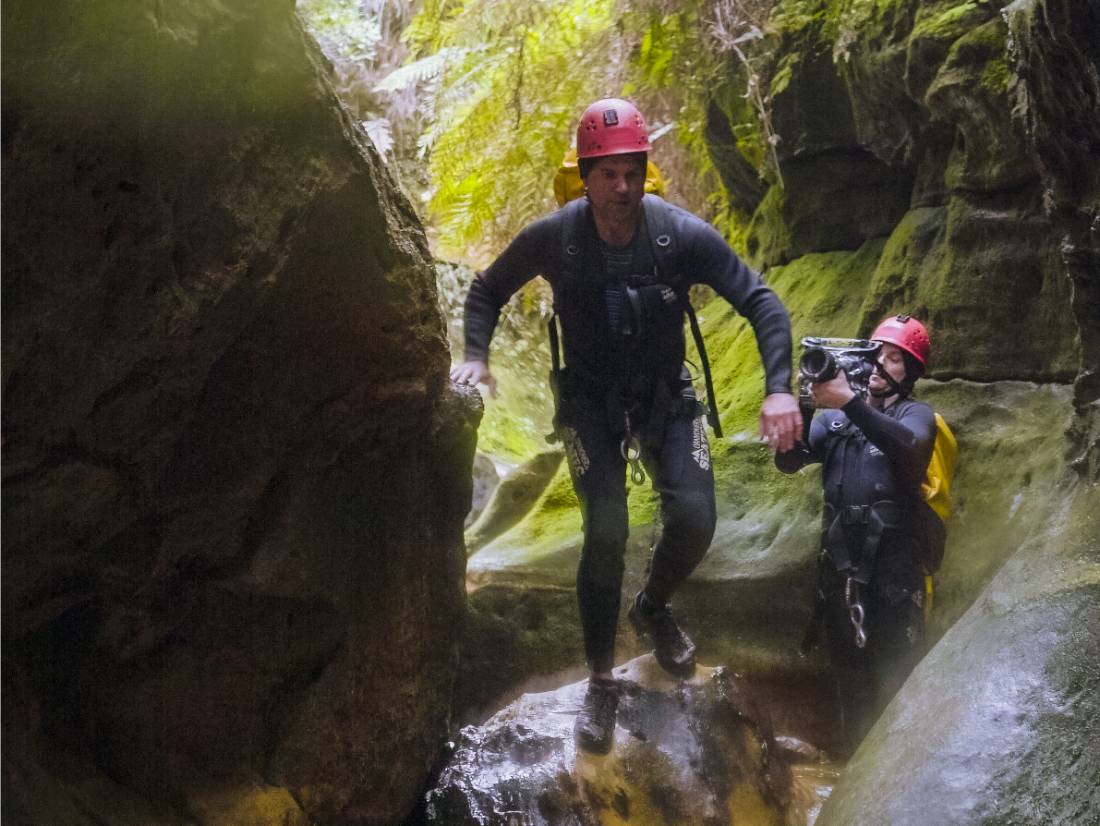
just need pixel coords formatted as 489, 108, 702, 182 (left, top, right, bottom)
427, 657, 792, 826
467, 450, 502, 528
1007, 0, 1100, 479
465, 449, 563, 553
709, 0, 1085, 382
1, 1, 477, 823
817, 482, 1100, 826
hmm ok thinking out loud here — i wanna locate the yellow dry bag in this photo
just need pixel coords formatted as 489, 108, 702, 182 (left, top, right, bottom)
553, 148, 667, 207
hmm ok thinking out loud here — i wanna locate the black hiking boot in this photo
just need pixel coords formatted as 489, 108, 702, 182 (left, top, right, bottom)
628, 591, 696, 677
573, 677, 620, 755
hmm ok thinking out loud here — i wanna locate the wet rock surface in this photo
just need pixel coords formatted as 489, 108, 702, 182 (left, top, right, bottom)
426, 656, 792, 826
466, 450, 564, 553
817, 482, 1100, 826
468, 451, 503, 528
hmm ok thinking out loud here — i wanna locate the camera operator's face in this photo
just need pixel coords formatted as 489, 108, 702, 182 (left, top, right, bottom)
870, 343, 907, 395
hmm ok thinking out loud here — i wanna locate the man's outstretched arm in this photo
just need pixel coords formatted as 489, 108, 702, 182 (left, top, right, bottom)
689, 220, 799, 451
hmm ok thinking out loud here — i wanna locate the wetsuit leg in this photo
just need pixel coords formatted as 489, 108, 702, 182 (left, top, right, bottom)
559, 411, 629, 674
866, 541, 925, 706
639, 402, 716, 607
822, 543, 924, 755
821, 565, 877, 755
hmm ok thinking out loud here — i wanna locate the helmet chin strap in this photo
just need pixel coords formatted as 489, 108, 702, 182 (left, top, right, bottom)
871, 361, 910, 399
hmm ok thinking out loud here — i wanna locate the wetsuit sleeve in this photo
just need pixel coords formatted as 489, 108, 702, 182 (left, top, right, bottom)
464, 219, 554, 364
688, 221, 793, 396
842, 397, 936, 491
775, 412, 828, 473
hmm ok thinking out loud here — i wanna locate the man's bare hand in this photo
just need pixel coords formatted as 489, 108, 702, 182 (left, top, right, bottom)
759, 392, 801, 453
809, 372, 854, 411
450, 359, 498, 398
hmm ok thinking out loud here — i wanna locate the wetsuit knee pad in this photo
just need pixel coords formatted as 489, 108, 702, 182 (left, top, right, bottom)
663, 492, 717, 551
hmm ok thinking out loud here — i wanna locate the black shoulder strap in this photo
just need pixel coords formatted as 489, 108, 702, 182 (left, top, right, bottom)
559, 198, 589, 284
642, 196, 723, 438
549, 199, 589, 371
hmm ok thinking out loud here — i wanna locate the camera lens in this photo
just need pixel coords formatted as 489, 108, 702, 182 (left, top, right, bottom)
800, 348, 837, 382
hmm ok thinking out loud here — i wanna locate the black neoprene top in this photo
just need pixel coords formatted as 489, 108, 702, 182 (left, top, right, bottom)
463, 195, 793, 400
776, 396, 936, 507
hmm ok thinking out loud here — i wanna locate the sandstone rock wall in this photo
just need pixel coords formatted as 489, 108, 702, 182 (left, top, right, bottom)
711, 0, 1096, 396
2, 1, 477, 823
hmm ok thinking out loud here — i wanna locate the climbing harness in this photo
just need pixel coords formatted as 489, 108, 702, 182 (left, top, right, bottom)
845, 576, 867, 648
545, 196, 724, 447
621, 414, 646, 485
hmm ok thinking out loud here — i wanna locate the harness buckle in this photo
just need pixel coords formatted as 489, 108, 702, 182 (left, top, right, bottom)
841, 504, 870, 525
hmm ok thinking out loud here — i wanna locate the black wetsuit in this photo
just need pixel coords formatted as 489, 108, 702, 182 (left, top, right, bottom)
776, 395, 935, 751
465, 195, 792, 673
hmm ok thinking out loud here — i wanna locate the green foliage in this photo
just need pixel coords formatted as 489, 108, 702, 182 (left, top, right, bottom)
299, 0, 381, 61
399, 0, 624, 261
437, 262, 554, 462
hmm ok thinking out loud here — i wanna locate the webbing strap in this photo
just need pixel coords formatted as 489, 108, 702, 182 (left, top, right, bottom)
641, 196, 723, 437
685, 304, 722, 437
548, 313, 561, 374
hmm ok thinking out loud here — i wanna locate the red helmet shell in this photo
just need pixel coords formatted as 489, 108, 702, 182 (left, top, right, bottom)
576, 98, 651, 160
871, 314, 931, 368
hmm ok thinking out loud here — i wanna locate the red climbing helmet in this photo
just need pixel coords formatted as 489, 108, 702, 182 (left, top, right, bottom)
871, 314, 931, 369
576, 98, 651, 160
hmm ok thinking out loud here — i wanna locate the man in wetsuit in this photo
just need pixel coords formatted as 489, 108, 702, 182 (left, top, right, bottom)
451, 98, 800, 754
775, 315, 935, 754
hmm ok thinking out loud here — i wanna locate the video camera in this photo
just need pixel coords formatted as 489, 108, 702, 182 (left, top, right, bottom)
798, 337, 881, 406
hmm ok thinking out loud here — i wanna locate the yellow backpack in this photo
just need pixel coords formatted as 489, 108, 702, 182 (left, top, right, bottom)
553, 147, 668, 207
922, 413, 957, 522
921, 412, 957, 618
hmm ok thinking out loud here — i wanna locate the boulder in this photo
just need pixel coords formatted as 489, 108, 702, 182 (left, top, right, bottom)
426, 656, 793, 826
466, 450, 563, 552
817, 480, 1100, 825
1, 0, 477, 822
467, 451, 502, 528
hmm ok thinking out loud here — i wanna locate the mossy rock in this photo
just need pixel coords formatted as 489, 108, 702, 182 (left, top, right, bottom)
831, 0, 924, 166
924, 17, 1034, 192
856, 197, 1078, 382
905, 0, 997, 101
767, 0, 858, 161
472, 336, 556, 464
744, 154, 908, 268
465, 450, 563, 553
466, 451, 500, 528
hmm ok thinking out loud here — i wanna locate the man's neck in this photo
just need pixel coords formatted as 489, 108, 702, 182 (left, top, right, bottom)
591, 207, 641, 246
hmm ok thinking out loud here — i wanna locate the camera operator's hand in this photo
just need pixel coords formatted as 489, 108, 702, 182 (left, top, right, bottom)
810, 372, 855, 410
760, 392, 801, 453
450, 359, 498, 398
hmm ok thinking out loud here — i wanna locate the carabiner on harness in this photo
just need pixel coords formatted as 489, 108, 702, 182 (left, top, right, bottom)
621, 417, 646, 485
845, 577, 868, 649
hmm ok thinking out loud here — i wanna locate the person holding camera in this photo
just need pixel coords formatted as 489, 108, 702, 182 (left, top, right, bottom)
775, 314, 936, 754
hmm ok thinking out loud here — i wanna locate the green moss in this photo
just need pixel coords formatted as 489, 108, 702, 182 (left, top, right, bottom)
743, 184, 792, 268
700, 239, 886, 434
910, 1, 983, 41
475, 346, 555, 463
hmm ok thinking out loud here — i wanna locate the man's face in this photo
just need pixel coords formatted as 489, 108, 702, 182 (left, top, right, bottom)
585, 155, 646, 220
869, 342, 907, 395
